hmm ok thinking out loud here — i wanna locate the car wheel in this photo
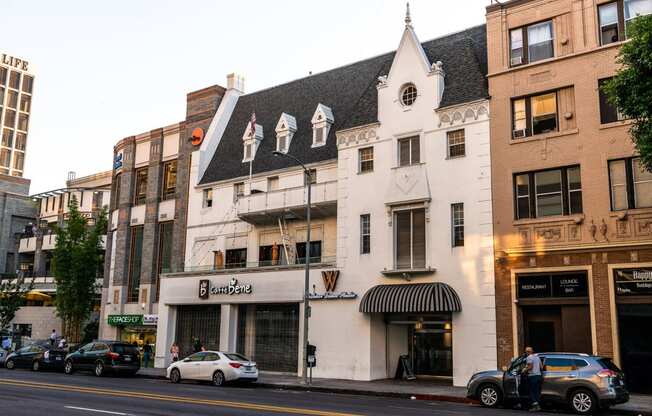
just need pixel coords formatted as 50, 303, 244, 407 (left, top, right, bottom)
478, 383, 502, 408
32, 360, 40, 372
170, 368, 181, 384
95, 361, 104, 377
64, 360, 74, 374
212, 370, 225, 387
5, 359, 15, 370
569, 389, 597, 414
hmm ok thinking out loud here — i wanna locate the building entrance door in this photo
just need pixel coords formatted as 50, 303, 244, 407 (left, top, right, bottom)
523, 305, 591, 354
618, 304, 652, 393
408, 321, 452, 377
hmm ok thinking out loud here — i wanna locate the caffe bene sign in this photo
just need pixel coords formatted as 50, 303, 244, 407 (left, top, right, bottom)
199, 278, 252, 299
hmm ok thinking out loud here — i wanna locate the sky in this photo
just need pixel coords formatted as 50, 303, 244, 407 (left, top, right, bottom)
1, 0, 489, 193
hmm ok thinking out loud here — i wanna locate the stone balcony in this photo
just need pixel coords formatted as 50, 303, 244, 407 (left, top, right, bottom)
236, 180, 337, 225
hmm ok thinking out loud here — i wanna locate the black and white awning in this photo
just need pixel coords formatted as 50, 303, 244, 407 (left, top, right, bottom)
359, 283, 462, 313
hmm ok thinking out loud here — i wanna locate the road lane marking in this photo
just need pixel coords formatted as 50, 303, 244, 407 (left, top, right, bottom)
64, 406, 135, 416
0, 379, 360, 416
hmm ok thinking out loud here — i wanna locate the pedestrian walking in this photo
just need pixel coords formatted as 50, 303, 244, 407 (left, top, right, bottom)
170, 342, 179, 362
525, 346, 543, 412
49, 329, 57, 347
143, 342, 152, 368
193, 337, 201, 353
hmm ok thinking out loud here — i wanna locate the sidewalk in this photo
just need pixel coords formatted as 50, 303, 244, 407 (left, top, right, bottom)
138, 367, 651, 415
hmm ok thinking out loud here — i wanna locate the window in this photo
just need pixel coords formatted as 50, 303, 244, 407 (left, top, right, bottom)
22, 75, 33, 94
161, 160, 177, 200
598, 78, 624, 124
244, 143, 252, 160
267, 176, 279, 191
314, 127, 325, 145
400, 83, 418, 106
234, 182, 245, 200
9, 71, 20, 90
0, 149, 10, 167
609, 157, 652, 210
7, 90, 17, 109
510, 20, 554, 66
0, 67, 6, 85
225, 248, 247, 269
305, 169, 317, 186
15, 132, 26, 150
156, 221, 174, 300
394, 208, 426, 269
113, 173, 122, 208
202, 188, 213, 208
134, 168, 148, 205
17, 113, 28, 131
0, 86, 4, 105
296, 241, 322, 264
127, 226, 144, 302
360, 214, 370, 254
13, 151, 24, 171
359, 147, 374, 173
277, 135, 287, 152
398, 136, 420, 166
512, 91, 558, 138
259, 244, 285, 266
451, 203, 464, 247
599, 0, 652, 44
2, 129, 12, 147
514, 166, 582, 219
4, 109, 15, 127
447, 129, 465, 158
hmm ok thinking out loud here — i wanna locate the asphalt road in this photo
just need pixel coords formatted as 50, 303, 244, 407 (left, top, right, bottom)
0, 368, 534, 416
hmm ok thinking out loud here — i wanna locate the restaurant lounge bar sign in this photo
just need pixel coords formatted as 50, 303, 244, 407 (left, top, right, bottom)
614, 269, 652, 296
517, 273, 588, 299
199, 278, 252, 299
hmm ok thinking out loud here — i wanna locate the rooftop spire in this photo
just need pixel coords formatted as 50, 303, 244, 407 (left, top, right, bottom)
405, 2, 412, 27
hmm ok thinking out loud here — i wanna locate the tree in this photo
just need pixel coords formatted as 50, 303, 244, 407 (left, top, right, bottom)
604, 14, 652, 170
0, 278, 32, 332
52, 197, 107, 343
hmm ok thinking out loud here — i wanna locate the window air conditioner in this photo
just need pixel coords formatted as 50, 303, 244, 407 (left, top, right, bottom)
510, 56, 523, 66
512, 129, 527, 139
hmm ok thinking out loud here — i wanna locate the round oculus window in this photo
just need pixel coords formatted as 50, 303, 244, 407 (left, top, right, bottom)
400, 84, 418, 106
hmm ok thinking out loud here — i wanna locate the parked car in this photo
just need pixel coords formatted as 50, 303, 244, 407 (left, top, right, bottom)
4, 343, 67, 372
467, 353, 629, 414
64, 341, 140, 377
0, 348, 8, 367
167, 351, 258, 386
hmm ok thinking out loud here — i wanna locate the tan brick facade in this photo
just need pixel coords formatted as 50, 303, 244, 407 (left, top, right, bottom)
486, 0, 652, 377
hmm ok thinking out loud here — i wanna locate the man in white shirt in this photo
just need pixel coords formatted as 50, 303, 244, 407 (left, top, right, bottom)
49, 329, 57, 347
525, 346, 543, 412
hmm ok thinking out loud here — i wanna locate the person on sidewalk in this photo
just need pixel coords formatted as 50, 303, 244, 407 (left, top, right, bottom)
143, 342, 152, 368
49, 329, 57, 347
193, 337, 202, 354
525, 346, 543, 412
170, 342, 179, 362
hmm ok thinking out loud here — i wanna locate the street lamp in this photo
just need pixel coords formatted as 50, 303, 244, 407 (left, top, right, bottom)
272, 150, 312, 385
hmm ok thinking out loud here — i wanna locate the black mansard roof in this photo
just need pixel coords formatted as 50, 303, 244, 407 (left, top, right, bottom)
199, 24, 488, 185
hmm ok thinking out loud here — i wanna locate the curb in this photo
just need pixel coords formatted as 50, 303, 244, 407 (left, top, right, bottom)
137, 372, 649, 415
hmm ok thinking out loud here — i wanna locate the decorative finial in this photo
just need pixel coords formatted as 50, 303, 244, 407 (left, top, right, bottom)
405, 2, 412, 27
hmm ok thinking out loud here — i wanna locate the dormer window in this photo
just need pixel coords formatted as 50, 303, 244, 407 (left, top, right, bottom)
400, 83, 418, 106
275, 113, 297, 154
311, 104, 334, 148
242, 118, 263, 162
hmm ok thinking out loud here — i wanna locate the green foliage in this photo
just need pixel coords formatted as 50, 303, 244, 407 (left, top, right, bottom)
52, 197, 107, 342
604, 14, 652, 169
0, 278, 32, 331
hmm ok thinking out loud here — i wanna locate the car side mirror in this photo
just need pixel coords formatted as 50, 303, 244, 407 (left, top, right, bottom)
501, 366, 508, 372
79, 349, 85, 354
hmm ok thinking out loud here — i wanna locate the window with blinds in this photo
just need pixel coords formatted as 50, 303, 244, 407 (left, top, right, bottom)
394, 208, 426, 269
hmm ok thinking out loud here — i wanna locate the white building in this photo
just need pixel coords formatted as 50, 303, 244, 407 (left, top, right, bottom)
156, 14, 495, 386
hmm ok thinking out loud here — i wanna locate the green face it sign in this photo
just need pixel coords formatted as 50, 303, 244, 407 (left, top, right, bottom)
107, 315, 143, 326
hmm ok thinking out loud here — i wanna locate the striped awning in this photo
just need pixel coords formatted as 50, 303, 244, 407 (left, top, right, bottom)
359, 283, 462, 313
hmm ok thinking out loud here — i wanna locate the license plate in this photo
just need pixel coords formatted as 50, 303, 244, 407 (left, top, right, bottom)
55, 356, 62, 361
124, 356, 131, 362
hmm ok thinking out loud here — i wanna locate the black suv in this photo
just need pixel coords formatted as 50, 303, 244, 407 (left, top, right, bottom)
64, 341, 140, 377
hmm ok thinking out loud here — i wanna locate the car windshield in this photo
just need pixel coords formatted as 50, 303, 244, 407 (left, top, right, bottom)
225, 353, 250, 362
598, 358, 622, 372
111, 344, 140, 355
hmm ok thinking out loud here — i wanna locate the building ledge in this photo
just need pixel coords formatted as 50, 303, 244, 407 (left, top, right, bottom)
164, 258, 336, 278
380, 267, 436, 280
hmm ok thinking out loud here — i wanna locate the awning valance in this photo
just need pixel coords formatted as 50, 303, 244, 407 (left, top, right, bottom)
359, 282, 462, 313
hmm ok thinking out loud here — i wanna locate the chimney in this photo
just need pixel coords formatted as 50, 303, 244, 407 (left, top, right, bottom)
226, 73, 245, 93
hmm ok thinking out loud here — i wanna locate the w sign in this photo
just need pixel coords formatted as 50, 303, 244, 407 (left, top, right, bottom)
321, 270, 340, 292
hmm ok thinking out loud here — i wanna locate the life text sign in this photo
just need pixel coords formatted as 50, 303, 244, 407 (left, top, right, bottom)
1, 54, 29, 71
199, 278, 252, 299
614, 269, 652, 296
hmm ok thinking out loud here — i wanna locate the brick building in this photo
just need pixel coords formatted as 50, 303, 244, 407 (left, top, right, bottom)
99, 84, 225, 364
486, 0, 652, 393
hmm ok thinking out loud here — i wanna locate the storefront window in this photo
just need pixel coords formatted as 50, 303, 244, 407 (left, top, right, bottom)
295, 241, 321, 264
175, 305, 221, 359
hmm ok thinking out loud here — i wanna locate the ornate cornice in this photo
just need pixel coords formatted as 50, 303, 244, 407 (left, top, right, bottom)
436, 99, 489, 128
336, 123, 381, 149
